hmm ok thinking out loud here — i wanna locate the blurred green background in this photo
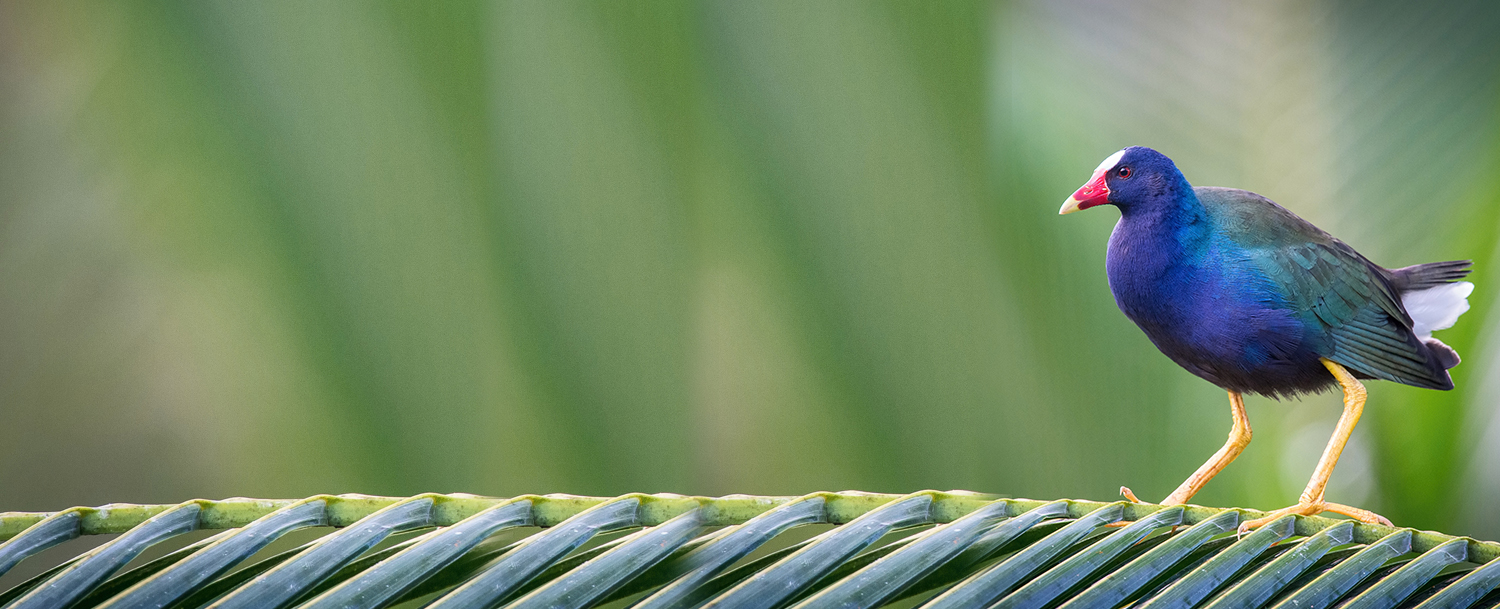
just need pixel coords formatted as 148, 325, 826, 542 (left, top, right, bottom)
1, 1, 1498, 538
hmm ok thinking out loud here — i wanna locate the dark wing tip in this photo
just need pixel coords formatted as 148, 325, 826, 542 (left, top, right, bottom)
1390, 260, 1474, 291
1426, 337, 1461, 370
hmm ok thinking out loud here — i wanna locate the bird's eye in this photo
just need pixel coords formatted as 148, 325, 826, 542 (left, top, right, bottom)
1117, 166, 1132, 179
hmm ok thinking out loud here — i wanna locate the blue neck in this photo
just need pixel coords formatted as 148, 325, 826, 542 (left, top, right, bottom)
1116, 185, 1211, 253
1106, 185, 1214, 332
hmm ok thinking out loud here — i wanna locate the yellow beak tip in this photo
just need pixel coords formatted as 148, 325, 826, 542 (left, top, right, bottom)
1059, 197, 1082, 215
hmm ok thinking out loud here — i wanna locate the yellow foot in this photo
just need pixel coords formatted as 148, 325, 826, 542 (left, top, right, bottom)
1119, 486, 1187, 506
1103, 488, 1145, 527
1239, 500, 1393, 533
1113, 486, 1185, 532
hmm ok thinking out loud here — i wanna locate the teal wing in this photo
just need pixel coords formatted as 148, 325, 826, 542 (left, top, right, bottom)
1254, 240, 1450, 389
1199, 186, 1450, 389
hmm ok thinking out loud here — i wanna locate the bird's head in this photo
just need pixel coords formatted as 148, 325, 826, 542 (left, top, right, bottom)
1059, 146, 1186, 214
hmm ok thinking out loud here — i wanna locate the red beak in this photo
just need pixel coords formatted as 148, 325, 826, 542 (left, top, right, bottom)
1060, 170, 1110, 214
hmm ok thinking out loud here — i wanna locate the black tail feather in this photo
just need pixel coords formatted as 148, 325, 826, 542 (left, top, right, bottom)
1391, 260, 1472, 292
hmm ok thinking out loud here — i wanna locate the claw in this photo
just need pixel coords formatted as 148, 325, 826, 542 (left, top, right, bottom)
1103, 487, 1148, 528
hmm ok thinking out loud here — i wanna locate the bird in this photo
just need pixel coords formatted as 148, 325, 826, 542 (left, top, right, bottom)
1060, 146, 1473, 530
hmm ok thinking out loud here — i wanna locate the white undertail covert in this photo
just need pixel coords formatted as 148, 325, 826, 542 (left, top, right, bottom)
1403, 281, 1474, 339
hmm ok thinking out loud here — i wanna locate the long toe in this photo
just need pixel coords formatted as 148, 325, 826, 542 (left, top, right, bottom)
1239, 500, 1392, 533
1239, 502, 1324, 533
1321, 502, 1394, 527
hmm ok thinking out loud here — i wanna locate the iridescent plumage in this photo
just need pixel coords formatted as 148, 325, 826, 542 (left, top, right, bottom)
1093, 147, 1469, 398
1061, 146, 1472, 528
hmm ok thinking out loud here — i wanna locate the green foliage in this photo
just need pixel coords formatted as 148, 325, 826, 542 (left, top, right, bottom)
2, 492, 1498, 608
1, 0, 1499, 543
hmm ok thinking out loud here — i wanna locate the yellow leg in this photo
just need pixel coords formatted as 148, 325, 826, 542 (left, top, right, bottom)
1240, 359, 1393, 531
1122, 391, 1251, 506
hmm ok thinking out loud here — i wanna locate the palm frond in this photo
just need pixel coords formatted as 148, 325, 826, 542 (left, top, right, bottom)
1, 491, 1497, 608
